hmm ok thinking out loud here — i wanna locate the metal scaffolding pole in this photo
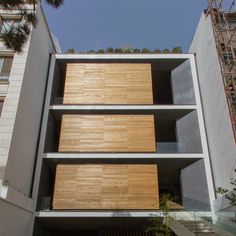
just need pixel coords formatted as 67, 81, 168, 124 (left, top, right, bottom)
208, 0, 236, 141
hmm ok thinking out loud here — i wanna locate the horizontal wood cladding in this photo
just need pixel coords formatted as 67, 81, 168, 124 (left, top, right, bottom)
58, 115, 156, 152
63, 63, 153, 104
53, 164, 159, 210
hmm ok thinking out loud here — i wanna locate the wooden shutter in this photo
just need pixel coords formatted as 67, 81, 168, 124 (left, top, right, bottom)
1, 57, 13, 76
63, 63, 153, 104
58, 115, 156, 152
53, 164, 159, 210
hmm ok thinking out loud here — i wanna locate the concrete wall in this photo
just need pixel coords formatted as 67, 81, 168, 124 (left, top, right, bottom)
0, 199, 33, 236
0, 47, 30, 185
171, 60, 196, 105
0, 4, 57, 236
0, 4, 36, 186
176, 110, 202, 153
189, 13, 236, 191
181, 159, 210, 210
4, 5, 55, 196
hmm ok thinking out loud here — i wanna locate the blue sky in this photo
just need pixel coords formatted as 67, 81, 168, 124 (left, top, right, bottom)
42, 0, 207, 53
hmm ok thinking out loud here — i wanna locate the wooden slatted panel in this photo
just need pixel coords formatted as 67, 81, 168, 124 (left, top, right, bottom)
53, 164, 159, 210
58, 115, 156, 152
63, 63, 153, 104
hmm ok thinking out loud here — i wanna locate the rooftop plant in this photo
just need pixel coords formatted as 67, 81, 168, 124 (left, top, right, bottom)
65, 46, 183, 54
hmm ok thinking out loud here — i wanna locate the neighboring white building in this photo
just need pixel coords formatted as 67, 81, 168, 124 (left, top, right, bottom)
0, 3, 59, 236
189, 9, 236, 212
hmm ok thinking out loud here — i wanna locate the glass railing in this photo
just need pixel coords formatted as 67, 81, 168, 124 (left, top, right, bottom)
213, 211, 236, 235
157, 142, 177, 153
172, 209, 236, 236
157, 142, 202, 154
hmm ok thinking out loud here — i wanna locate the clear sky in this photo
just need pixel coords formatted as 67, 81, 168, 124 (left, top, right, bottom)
42, 0, 207, 53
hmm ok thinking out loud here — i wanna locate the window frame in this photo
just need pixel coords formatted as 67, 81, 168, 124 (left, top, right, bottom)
0, 14, 22, 35
0, 97, 4, 118
0, 55, 14, 81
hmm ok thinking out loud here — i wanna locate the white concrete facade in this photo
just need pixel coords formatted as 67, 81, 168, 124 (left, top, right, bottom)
0, 40, 30, 184
31, 53, 216, 234
0, 3, 58, 236
189, 13, 236, 210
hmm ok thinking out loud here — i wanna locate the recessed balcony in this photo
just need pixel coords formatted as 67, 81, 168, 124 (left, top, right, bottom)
36, 158, 210, 212
50, 58, 196, 106
44, 110, 202, 154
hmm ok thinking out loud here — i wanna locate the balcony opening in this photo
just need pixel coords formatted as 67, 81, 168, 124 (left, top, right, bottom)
50, 58, 196, 105
155, 110, 202, 153
44, 113, 61, 153
45, 109, 202, 154
36, 161, 56, 211
36, 159, 210, 213
155, 118, 177, 153
152, 70, 173, 104
50, 62, 66, 105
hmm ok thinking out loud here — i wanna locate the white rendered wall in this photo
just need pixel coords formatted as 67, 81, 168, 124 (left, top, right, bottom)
0, 199, 33, 236
176, 110, 202, 153
0, 4, 56, 236
181, 159, 210, 210
0, 42, 30, 185
3, 5, 55, 196
0, 5, 37, 185
171, 60, 196, 105
189, 13, 236, 192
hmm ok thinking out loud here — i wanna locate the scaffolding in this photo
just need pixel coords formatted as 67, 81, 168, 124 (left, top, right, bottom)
207, 0, 236, 141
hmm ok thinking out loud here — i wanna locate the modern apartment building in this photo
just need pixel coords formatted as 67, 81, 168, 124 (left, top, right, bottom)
30, 53, 219, 235
0, 3, 60, 236
0, 1, 236, 236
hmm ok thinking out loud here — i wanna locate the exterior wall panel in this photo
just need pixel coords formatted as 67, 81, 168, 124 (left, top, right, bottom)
189, 13, 236, 191
53, 164, 159, 210
3, 5, 55, 196
59, 115, 156, 152
0, 199, 33, 236
63, 63, 153, 104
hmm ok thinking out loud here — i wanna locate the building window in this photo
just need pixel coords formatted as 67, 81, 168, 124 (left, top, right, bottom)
0, 98, 4, 117
0, 18, 21, 34
0, 56, 13, 80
